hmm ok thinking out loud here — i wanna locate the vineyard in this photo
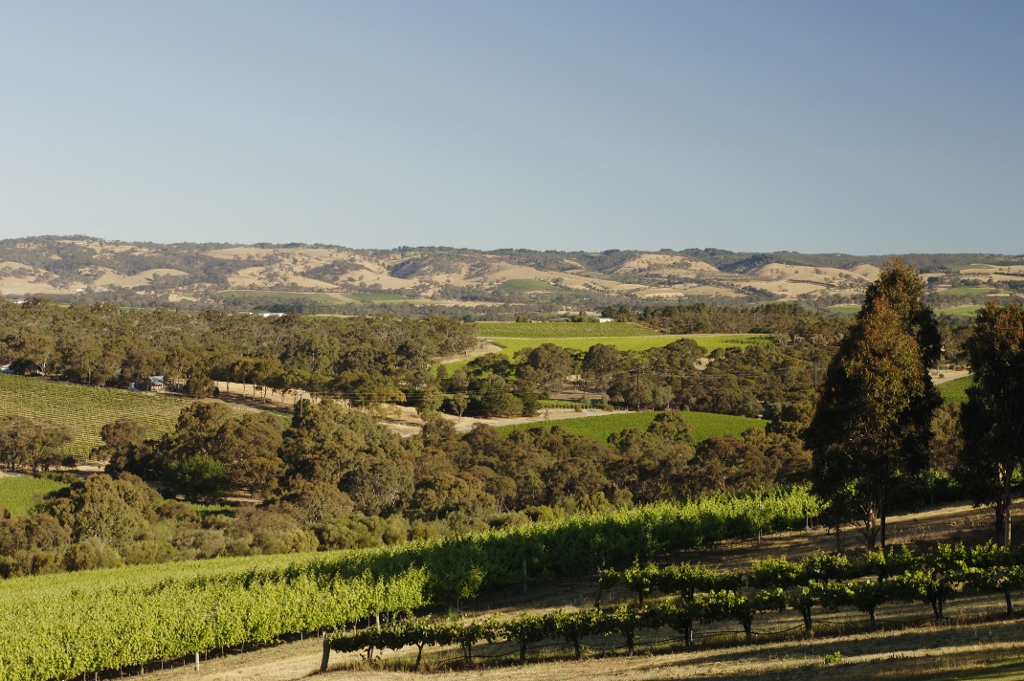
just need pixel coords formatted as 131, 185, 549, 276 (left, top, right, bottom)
0, 374, 185, 459
938, 376, 973, 404
0, 554, 427, 681
0, 488, 820, 680
496, 410, 766, 444
0, 476, 67, 516
325, 540, 1024, 670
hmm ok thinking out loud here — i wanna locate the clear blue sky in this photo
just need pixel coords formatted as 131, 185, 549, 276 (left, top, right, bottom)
1, 1, 1022, 254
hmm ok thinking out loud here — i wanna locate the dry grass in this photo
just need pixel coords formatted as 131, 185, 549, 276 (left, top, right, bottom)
138, 617, 1024, 681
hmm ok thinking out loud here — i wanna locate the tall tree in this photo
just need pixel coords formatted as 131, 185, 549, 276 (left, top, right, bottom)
955, 302, 1024, 546
804, 258, 941, 549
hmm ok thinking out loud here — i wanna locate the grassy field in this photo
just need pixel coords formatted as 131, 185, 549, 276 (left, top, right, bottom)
496, 410, 766, 443
475, 321, 661, 338
939, 287, 997, 296
212, 290, 346, 304
0, 374, 185, 459
938, 376, 973, 404
495, 279, 558, 293
0, 476, 68, 516
344, 292, 439, 304
212, 290, 443, 306
827, 304, 861, 315
936, 305, 983, 321
440, 333, 774, 373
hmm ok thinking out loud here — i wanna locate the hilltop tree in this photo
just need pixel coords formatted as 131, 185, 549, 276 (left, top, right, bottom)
955, 302, 1024, 546
804, 258, 941, 549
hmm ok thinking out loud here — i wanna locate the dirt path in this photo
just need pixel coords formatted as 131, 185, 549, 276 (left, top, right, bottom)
931, 370, 970, 386
437, 342, 505, 366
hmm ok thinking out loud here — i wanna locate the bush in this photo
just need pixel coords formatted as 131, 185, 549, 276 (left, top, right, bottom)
164, 455, 232, 503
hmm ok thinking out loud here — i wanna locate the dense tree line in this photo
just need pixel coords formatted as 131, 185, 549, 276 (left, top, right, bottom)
0, 298, 476, 405
604, 301, 852, 339
803, 258, 1024, 549
440, 336, 826, 421
0, 403, 809, 578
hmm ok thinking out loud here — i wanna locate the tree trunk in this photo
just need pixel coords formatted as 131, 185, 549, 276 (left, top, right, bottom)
194, 652, 200, 672
1005, 497, 1013, 548
519, 640, 527, 665
1004, 583, 1014, 616
320, 639, 330, 673
864, 503, 879, 550
998, 469, 1014, 546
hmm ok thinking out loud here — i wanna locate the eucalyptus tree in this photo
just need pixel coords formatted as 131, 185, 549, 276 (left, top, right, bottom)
804, 258, 941, 549
956, 302, 1024, 546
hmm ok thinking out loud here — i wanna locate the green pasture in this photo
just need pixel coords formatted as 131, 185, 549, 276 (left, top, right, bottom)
212, 290, 441, 306
937, 305, 984, 321
940, 287, 997, 297
345, 292, 436, 304
213, 290, 345, 305
0, 374, 185, 459
474, 321, 660, 338
938, 376, 973, 404
495, 279, 558, 293
493, 336, 686, 356
0, 476, 68, 516
827, 305, 861, 315
496, 410, 766, 444
440, 333, 774, 372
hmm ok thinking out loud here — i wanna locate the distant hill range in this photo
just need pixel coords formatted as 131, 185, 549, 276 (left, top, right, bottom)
1, 236, 1021, 315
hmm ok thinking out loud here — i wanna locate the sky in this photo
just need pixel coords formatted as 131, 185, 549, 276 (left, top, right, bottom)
1, 1, 1022, 254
